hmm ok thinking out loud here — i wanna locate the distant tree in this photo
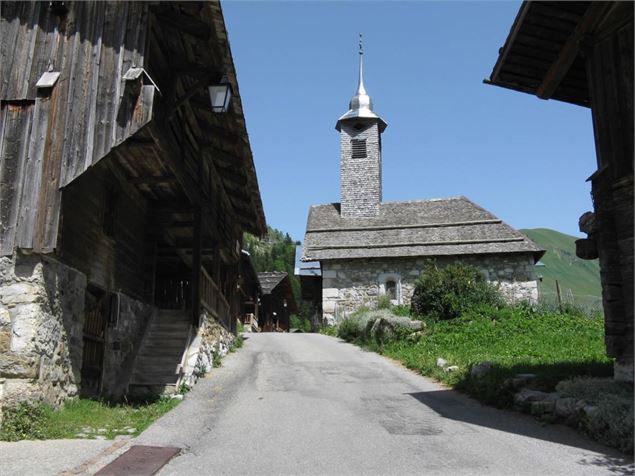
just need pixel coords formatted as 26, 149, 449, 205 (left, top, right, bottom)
243, 226, 301, 305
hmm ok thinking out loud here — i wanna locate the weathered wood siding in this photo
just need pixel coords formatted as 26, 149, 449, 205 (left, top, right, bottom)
588, 17, 634, 364
0, 2, 153, 255
58, 158, 148, 298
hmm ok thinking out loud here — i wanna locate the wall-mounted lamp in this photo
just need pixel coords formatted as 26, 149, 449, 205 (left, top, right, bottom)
208, 76, 232, 113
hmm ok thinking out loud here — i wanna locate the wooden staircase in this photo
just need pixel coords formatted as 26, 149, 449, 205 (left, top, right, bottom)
129, 310, 192, 395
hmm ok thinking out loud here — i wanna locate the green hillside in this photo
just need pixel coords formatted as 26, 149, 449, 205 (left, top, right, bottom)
521, 228, 602, 310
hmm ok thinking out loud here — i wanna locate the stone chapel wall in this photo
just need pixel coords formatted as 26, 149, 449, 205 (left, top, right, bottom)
321, 253, 538, 324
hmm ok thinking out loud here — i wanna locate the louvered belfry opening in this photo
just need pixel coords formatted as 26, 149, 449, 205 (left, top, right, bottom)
351, 138, 367, 159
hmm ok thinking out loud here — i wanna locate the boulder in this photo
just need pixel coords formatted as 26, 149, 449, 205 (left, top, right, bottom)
436, 358, 448, 369
470, 361, 493, 379
368, 315, 423, 343
514, 389, 551, 409
530, 400, 555, 416
554, 397, 578, 419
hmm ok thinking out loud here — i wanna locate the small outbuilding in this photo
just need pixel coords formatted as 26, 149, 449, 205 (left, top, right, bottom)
257, 272, 297, 332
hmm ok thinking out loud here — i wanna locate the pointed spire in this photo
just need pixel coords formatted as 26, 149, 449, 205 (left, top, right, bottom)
336, 34, 387, 132
357, 33, 367, 96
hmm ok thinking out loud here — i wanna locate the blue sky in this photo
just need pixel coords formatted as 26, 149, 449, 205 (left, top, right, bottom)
223, 1, 597, 241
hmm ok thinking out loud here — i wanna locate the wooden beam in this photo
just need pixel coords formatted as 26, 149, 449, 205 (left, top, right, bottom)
167, 73, 218, 119
129, 174, 177, 185
191, 207, 202, 326
536, 2, 612, 99
147, 122, 200, 205
153, 9, 211, 39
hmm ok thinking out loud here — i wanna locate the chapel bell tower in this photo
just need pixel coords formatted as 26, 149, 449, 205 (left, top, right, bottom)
336, 36, 388, 218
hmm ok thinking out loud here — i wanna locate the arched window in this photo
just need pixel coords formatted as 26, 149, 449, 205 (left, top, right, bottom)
385, 280, 397, 300
378, 273, 401, 305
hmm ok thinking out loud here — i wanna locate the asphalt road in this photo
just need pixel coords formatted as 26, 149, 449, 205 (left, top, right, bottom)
136, 333, 632, 476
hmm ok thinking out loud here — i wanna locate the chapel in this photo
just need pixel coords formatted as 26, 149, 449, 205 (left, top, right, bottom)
301, 44, 544, 324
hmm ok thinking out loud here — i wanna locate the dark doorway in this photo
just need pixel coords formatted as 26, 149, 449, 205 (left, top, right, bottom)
80, 286, 109, 397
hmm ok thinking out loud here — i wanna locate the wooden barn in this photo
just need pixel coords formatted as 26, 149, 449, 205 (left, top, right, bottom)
486, 1, 633, 380
257, 272, 297, 332
238, 250, 261, 332
0, 1, 266, 409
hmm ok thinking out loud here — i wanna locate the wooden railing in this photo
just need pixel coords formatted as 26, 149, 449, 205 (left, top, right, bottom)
200, 267, 231, 329
242, 313, 258, 332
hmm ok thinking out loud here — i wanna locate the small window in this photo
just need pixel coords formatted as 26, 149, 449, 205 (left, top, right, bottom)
351, 138, 367, 159
385, 280, 397, 300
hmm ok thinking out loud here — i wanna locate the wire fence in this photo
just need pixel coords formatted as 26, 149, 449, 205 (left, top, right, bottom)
538, 290, 603, 315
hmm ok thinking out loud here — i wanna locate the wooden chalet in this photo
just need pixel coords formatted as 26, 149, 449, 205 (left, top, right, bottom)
239, 250, 261, 332
257, 272, 297, 332
0, 1, 266, 405
486, 1, 633, 380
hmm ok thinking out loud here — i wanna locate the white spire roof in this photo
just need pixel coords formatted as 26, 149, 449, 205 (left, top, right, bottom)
336, 34, 387, 132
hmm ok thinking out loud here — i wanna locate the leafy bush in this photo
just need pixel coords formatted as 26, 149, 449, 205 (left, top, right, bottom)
290, 314, 312, 332
391, 305, 411, 317
411, 260, 503, 320
212, 351, 222, 368
376, 294, 392, 310
318, 325, 338, 336
0, 401, 48, 441
230, 334, 244, 352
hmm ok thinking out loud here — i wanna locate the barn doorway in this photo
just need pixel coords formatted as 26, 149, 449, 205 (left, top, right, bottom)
80, 286, 109, 397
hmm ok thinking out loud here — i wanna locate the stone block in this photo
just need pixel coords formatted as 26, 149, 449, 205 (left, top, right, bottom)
323, 288, 340, 299
554, 397, 577, 419
0, 283, 41, 305
0, 353, 40, 378
0, 330, 10, 352
10, 303, 42, 352
322, 300, 336, 313
322, 270, 337, 279
0, 307, 10, 326
530, 400, 555, 415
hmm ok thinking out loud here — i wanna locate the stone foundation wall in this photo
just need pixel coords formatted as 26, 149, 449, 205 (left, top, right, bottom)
0, 253, 86, 417
322, 254, 538, 324
101, 295, 155, 399
181, 310, 235, 387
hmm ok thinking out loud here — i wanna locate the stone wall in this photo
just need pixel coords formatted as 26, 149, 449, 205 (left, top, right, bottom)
0, 253, 86, 417
181, 310, 235, 387
340, 122, 382, 218
101, 294, 155, 399
321, 253, 538, 324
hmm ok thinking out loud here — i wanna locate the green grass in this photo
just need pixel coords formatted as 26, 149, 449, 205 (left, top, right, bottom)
366, 305, 612, 406
521, 228, 602, 307
0, 397, 181, 442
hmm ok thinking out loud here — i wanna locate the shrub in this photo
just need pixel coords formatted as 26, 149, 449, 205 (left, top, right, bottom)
391, 305, 411, 317
290, 313, 313, 333
376, 294, 392, 310
0, 401, 48, 441
411, 260, 503, 320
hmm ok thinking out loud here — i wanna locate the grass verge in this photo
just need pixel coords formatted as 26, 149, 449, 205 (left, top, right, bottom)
0, 396, 180, 442
378, 306, 612, 405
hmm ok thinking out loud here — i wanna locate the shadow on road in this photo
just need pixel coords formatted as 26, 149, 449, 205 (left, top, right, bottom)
407, 390, 634, 474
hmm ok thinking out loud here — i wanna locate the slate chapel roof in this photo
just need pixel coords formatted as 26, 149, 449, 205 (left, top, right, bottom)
302, 196, 544, 262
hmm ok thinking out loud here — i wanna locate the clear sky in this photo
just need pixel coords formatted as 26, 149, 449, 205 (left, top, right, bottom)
222, 1, 597, 242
